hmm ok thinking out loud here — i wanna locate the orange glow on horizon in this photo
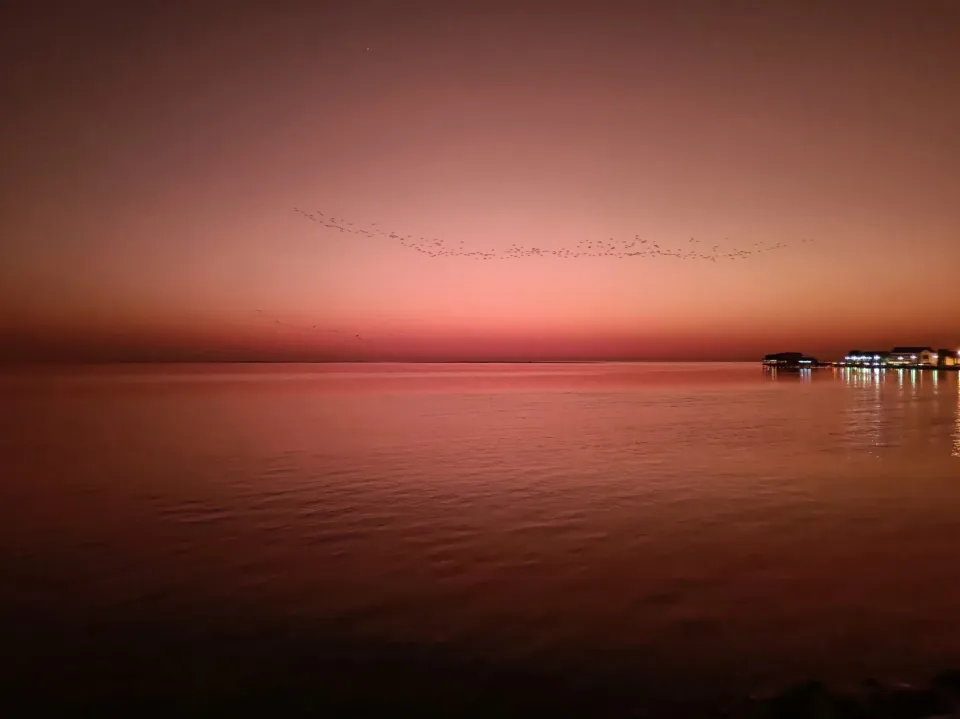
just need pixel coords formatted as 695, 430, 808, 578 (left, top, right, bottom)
1, 3, 959, 362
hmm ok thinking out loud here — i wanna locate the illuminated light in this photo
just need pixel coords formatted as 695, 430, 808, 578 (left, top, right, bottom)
874, 355, 881, 360
955, 381, 960, 458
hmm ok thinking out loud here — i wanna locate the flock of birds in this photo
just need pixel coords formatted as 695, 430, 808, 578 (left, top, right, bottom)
255, 309, 366, 341
293, 207, 815, 262
263, 206, 817, 339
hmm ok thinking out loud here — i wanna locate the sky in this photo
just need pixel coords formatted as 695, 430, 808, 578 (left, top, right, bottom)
1, 0, 959, 362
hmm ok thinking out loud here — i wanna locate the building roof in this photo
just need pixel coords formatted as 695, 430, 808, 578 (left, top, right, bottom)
764, 352, 804, 359
891, 346, 933, 353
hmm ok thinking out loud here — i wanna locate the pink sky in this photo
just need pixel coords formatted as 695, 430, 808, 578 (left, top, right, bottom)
1, 1, 959, 361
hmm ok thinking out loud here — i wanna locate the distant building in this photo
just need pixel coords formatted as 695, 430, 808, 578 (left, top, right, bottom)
888, 347, 937, 367
763, 352, 818, 368
844, 350, 890, 367
937, 349, 959, 367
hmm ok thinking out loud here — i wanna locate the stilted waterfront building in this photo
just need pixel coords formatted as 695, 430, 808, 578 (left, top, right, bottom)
888, 347, 937, 367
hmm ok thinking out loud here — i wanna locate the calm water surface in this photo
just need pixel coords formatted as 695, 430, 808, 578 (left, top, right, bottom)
3, 362, 960, 714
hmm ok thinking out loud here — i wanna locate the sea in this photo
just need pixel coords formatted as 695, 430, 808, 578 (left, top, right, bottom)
2, 362, 960, 716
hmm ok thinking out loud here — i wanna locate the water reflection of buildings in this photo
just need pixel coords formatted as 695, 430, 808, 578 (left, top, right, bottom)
954, 379, 960, 458
841, 367, 884, 450
837, 367, 960, 457
769, 364, 960, 456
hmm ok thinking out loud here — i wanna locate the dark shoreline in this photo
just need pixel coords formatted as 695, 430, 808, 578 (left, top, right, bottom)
9, 669, 960, 718
6, 616, 960, 718
726, 672, 960, 718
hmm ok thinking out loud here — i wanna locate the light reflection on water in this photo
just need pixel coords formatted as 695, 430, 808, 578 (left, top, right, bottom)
954, 376, 960, 458
2, 362, 960, 712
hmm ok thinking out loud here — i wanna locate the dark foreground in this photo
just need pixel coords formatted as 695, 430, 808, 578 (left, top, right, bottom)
11, 676, 960, 718
7, 634, 960, 719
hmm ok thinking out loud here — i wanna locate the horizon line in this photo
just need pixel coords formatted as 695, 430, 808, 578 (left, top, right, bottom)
1, 358, 796, 365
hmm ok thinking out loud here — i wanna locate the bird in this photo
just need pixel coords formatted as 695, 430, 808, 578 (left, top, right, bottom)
294, 208, 811, 265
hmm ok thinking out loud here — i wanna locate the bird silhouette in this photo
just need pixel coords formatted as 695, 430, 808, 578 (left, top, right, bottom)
294, 207, 809, 264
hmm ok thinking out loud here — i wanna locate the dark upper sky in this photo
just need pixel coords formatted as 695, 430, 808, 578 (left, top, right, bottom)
2, 0, 959, 361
